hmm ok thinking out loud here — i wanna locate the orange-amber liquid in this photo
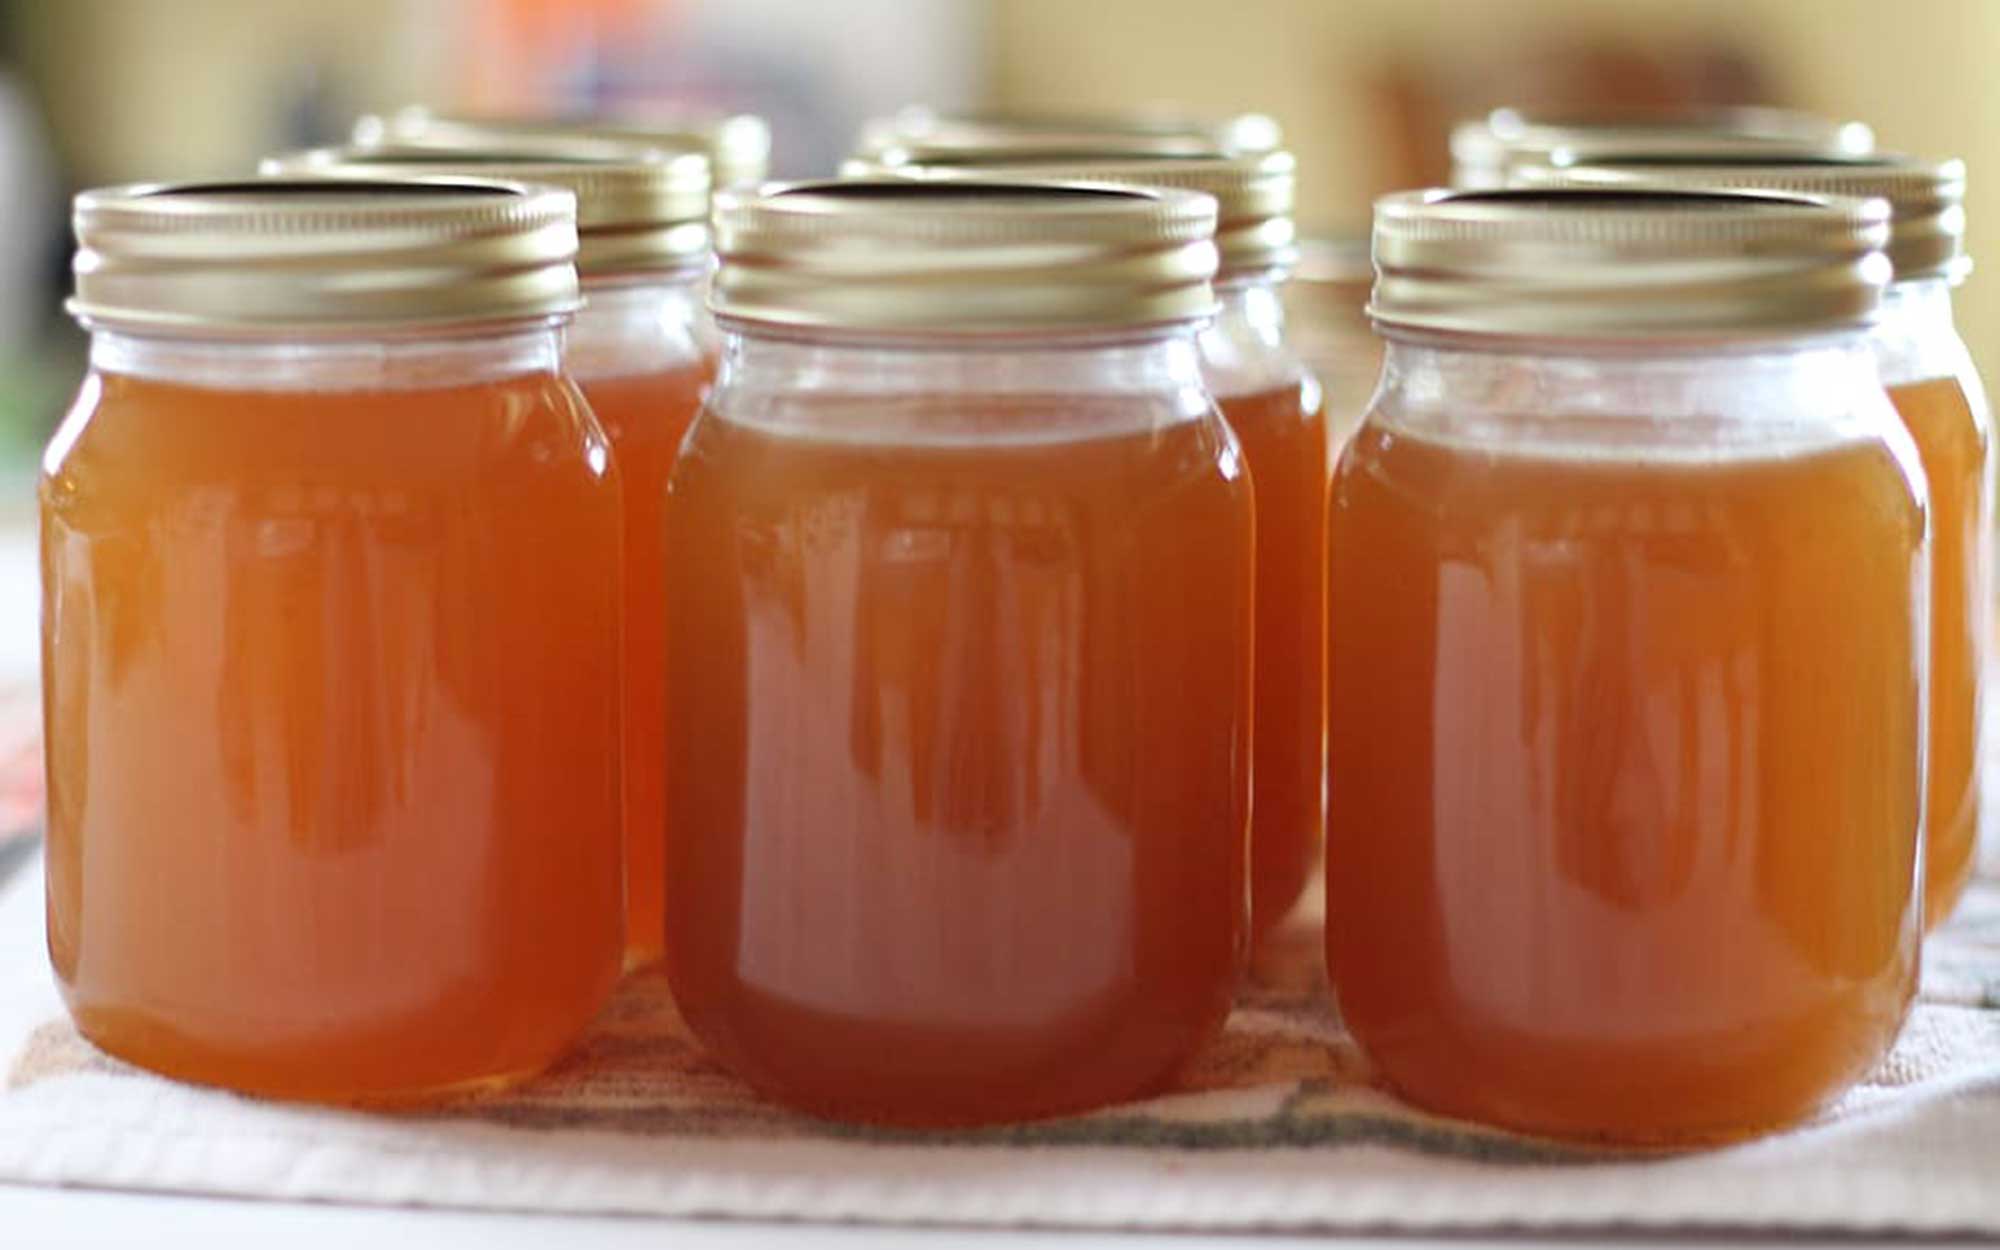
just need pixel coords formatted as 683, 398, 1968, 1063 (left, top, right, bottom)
662, 406, 1252, 1126
1326, 421, 1924, 1143
40, 369, 623, 1102
1218, 382, 1327, 931
1886, 375, 1991, 928
578, 364, 710, 966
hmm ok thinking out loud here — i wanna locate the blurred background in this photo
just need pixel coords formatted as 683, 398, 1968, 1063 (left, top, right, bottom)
0, 0, 1995, 491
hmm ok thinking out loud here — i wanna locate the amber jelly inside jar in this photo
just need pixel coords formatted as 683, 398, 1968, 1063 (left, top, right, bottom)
1331, 187, 1920, 1143
45, 179, 622, 1103
861, 147, 1327, 938
665, 179, 1253, 1127
1525, 154, 1988, 931
267, 141, 718, 968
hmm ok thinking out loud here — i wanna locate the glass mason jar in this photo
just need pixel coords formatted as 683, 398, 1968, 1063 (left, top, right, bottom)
1448, 105, 1874, 190
566, 274, 712, 966
1285, 236, 1379, 456
1203, 267, 1327, 934
851, 106, 1280, 165
858, 150, 1328, 937
42, 181, 623, 1102
1329, 189, 1923, 1144
348, 109, 765, 357
1879, 275, 1994, 920
354, 106, 773, 189
268, 143, 716, 967
665, 181, 1252, 1126
1528, 156, 1990, 930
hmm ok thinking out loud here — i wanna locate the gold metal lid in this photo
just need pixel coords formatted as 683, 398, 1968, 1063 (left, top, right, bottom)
1520, 154, 1968, 284
69, 179, 581, 335
853, 106, 1279, 161
1370, 188, 1891, 340
711, 179, 1219, 333
1450, 105, 1875, 189
855, 150, 1294, 278
262, 143, 711, 276
355, 106, 771, 187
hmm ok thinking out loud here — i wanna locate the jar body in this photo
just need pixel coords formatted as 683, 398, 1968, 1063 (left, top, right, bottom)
1871, 279, 1992, 928
1326, 335, 1926, 1143
41, 328, 624, 1102
1201, 278, 1327, 933
1281, 241, 1378, 455
663, 329, 1252, 1126
566, 273, 712, 967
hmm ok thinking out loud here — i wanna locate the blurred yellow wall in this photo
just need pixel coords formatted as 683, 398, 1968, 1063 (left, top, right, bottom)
19, 0, 2000, 381
994, 0, 2000, 387
16, 0, 453, 183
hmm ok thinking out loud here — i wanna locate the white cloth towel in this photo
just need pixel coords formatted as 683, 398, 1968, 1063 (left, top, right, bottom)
2, 858, 1998, 1235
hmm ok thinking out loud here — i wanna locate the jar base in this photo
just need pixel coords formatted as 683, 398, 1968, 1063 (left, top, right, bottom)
1368, 1066, 1838, 1149
1250, 830, 1321, 941
1923, 807, 1978, 932
672, 977, 1236, 1130
624, 943, 665, 973
64, 1003, 588, 1108
1344, 1002, 1908, 1149
734, 1070, 1190, 1132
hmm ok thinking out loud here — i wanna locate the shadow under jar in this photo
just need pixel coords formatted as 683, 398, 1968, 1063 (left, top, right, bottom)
41, 180, 623, 1103
266, 141, 719, 968
663, 181, 1253, 1127
860, 149, 1327, 938
1328, 189, 1926, 1145
1524, 155, 1990, 931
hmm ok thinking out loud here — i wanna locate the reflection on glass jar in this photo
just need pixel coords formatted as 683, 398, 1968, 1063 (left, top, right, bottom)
263, 143, 719, 964
1329, 189, 1923, 1144
1524, 155, 1990, 930
42, 181, 622, 1103
664, 181, 1252, 1127
859, 148, 1327, 936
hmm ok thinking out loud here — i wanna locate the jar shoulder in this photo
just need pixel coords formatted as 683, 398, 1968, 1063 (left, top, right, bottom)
43, 367, 611, 504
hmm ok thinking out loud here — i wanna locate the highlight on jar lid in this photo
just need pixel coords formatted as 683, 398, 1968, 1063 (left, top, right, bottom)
1369, 187, 1893, 339
354, 105, 772, 187
261, 142, 712, 276
852, 105, 1279, 161
1449, 105, 1876, 189
1520, 153, 1968, 285
857, 150, 1295, 277
710, 179, 1220, 333
69, 179, 581, 335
